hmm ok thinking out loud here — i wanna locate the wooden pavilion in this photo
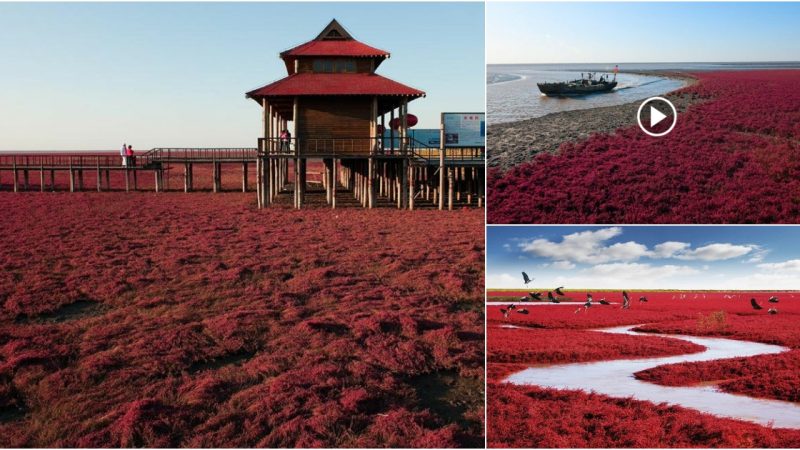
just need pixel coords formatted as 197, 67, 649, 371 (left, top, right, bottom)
246, 19, 483, 209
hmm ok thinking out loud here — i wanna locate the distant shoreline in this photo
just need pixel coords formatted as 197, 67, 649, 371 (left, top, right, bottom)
487, 70, 698, 170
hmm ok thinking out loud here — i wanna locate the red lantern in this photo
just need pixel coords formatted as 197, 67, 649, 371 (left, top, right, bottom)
389, 114, 418, 130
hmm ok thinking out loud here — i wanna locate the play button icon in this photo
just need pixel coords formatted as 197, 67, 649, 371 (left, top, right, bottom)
637, 96, 677, 137
650, 106, 667, 127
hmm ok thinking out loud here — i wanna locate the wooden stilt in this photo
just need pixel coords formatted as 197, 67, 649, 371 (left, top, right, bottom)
448, 167, 454, 211
96, 162, 102, 192
368, 157, 375, 208
69, 166, 75, 192
105, 170, 110, 190
332, 158, 337, 209
155, 170, 160, 192
50, 170, 55, 192
125, 169, 130, 192
242, 162, 248, 193
133, 169, 138, 191
39, 166, 44, 192
408, 164, 415, 210
12, 161, 18, 192
23, 169, 29, 191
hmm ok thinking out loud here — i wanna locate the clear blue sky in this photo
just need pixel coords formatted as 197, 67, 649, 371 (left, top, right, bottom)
488, 226, 800, 290
487, 2, 800, 64
0, 2, 484, 150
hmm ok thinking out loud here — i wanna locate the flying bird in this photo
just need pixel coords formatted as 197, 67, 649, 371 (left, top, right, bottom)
519, 296, 529, 302
586, 293, 593, 302
768, 308, 778, 315
622, 291, 631, 309
639, 296, 648, 303
555, 286, 565, 296
548, 291, 560, 303
751, 298, 763, 310
769, 296, 779, 303
576, 296, 592, 313
529, 292, 543, 301
522, 272, 533, 285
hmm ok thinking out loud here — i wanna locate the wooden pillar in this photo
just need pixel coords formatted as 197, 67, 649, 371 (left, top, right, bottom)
368, 158, 375, 208
408, 165, 415, 210
439, 123, 446, 210
50, 170, 55, 192
133, 169, 138, 191
448, 167, 454, 211
242, 162, 248, 193
125, 169, 130, 192
293, 158, 300, 209
105, 170, 110, 190
184, 163, 190, 193
39, 166, 44, 192
12, 161, 18, 193
96, 160, 101, 192
256, 158, 262, 209
69, 166, 75, 192
23, 169, 29, 191
332, 158, 337, 209
154, 170, 160, 192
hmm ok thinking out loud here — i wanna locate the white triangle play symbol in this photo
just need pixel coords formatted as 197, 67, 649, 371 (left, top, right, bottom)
650, 106, 667, 127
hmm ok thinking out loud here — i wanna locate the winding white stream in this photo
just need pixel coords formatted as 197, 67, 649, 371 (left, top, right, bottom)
504, 325, 800, 428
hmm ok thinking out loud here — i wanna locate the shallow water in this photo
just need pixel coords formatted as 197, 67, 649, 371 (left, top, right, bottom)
505, 325, 800, 428
487, 64, 686, 124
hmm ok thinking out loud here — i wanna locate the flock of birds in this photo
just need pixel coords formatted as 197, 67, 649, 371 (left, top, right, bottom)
500, 272, 782, 318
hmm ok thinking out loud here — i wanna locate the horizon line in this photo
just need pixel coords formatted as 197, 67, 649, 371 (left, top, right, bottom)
487, 60, 800, 66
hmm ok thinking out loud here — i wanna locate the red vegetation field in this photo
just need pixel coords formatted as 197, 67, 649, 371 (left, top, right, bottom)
488, 70, 800, 223
487, 291, 800, 447
0, 184, 484, 447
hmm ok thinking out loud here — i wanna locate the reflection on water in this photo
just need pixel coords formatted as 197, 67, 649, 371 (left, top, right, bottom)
505, 325, 800, 429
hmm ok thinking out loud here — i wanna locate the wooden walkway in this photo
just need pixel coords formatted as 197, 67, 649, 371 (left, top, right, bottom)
0, 146, 485, 210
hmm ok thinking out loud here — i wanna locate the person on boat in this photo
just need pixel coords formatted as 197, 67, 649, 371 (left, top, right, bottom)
120, 143, 128, 167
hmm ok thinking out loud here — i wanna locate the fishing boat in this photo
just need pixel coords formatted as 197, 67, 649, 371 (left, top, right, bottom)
537, 72, 617, 97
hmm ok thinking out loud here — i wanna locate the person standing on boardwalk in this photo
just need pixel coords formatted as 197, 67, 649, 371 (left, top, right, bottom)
120, 143, 128, 167
126, 145, 135, 167
280, 129, 291, 153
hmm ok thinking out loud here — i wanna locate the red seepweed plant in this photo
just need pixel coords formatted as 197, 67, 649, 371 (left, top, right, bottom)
488, 70, 800, 224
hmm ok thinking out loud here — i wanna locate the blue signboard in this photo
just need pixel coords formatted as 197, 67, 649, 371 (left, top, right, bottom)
442, 112, 485, 147
383, 129, 440, 149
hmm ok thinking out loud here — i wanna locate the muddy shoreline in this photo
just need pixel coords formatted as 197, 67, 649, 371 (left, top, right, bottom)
487, 72, 700, 171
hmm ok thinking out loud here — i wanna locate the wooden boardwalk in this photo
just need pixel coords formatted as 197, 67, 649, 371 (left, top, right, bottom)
0, 145, 484, 210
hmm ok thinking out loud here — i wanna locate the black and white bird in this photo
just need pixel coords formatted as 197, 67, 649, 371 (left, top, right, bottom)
622, 291, 631, 309
769, 296, 779, 303
751, 298, 764, 310
529, 292, 543, 301
555, 286, 565, 296
522, 272, 533, 285
548, 291, 560, 303
599, 298, 611, 305
768, 308, 778, 315
517, 308, 529, 315
575, 296, 592, 313
639, 296, 648, 303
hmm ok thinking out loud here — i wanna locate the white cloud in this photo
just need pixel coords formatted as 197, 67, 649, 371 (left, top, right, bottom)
652, 241, 690, 258
673, 243, 756, 261
546, 260, 576, 270
519, 227, 642, 264
486, 272, 519, 289
757, 259, 800, 272
583, 263, 698, 279
519, 227, 756, 264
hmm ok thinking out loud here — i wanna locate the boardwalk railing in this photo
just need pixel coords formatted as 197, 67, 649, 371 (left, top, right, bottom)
256, 137, 485, 163
0, 153, 123, 169
141, 148, 258, 165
